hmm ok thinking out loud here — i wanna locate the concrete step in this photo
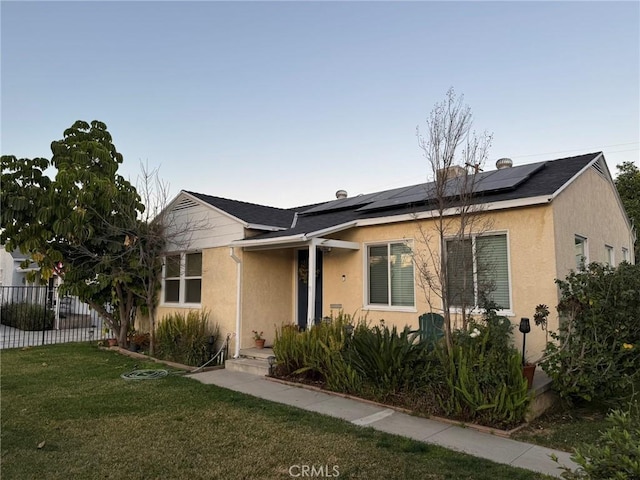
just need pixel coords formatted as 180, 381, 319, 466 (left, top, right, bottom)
239, 347, 274, 360
225, 357, 270, 376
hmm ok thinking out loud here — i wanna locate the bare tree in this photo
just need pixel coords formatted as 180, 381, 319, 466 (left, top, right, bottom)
413, 88, 493, 354
124, 163, 210, 354
84, 162, 208, 353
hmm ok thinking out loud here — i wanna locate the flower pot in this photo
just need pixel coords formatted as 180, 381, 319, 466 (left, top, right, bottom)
107, 338, 118, 347
523, 363, 536, 390
255, 339, 265, 349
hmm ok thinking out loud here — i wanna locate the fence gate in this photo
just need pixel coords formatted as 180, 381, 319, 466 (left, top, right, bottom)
0, 286, 108, 349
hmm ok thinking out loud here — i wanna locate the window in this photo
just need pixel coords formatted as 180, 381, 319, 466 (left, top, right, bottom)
605, 245, 614, 267
367, 242, 414, 307
446, 234, 510, 310
575, 236, 587, 270
163, 252, 202, 304
622, 247, 630, 263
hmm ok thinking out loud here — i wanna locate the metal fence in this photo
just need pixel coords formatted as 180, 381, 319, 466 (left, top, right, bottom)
0, 286, 109, 349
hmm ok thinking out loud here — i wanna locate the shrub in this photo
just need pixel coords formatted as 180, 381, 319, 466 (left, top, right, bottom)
273, 312, 361, 393
131, 332, 150, 350
347, 322, 431, 398
558, 402, 640, 479
540, 263, 640, 404
0, 302, 55, 330
273, 308, 530, 429
434, 321, 530, 429
155, 310, 220, 366
272, 323, 304, 375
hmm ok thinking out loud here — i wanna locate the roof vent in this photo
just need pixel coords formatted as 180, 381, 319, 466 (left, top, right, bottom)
335, 190, 348, 199
496, 158, 513, 169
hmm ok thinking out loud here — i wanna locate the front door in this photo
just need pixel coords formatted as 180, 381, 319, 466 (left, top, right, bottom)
297, 249, 323, 330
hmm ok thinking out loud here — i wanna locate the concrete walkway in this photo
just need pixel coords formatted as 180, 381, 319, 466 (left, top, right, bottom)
188, 369, 578, 478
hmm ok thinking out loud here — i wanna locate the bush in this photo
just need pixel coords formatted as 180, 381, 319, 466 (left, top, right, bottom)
434, 318, 530, 429
155, 310, 220, 366
0, 302, 55, 330
540, 263, 640, 404
558, 402, 640, 479
347, 322, 431, 399
273, 312, 361, 393
273, 308, 530, 429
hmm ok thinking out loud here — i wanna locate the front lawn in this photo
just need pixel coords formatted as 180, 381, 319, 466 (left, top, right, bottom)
514, 405, 616, 452
0, 343, 551, 480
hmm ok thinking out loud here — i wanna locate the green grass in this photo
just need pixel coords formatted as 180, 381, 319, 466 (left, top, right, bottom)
1, 343, 552, 480
513, 405, 610, 453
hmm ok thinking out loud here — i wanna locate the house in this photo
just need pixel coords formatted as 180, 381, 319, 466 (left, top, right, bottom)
0, 248, 41, 287
156, 152, 635, 360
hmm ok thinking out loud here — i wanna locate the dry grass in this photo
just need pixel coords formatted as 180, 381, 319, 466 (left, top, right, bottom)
1, 344, 551, 479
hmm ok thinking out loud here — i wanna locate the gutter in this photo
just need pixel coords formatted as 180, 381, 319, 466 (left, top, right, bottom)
229, 247, 243, 358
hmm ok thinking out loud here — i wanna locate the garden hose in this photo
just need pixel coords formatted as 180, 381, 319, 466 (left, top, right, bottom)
121, 369, 169, 380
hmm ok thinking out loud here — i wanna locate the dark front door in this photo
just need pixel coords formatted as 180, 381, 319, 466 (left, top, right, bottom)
297, 249, 323, 330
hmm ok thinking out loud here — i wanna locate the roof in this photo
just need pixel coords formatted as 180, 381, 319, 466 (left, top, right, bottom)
184, 191, 296, 229
184, 152, 604, 242
249, 152, 603, 240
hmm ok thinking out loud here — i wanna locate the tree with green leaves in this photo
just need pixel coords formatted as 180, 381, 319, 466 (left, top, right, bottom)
1, 120, 144, 345
615, 161, 639, 263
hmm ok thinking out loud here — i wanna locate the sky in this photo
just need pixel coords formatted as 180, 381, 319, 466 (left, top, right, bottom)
2, 1, 639, 209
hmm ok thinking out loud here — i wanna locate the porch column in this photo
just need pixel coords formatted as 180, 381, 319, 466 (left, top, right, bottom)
307, 240, 318, 328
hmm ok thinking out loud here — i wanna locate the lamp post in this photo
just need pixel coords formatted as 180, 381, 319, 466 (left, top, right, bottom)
267, 355, 276, 377
519, 317, 531, 366
208, 335, 215, 360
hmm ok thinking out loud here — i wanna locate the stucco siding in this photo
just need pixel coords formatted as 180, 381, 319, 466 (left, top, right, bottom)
241, 248, 294, 347
156, 247, 238, 346
552, 166, 634, 280
321, 205, 558, 360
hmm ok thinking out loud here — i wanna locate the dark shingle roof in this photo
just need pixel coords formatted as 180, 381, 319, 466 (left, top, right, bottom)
185, 191, 295, 229
186, 152, 601, 240
248, 152, 601, 239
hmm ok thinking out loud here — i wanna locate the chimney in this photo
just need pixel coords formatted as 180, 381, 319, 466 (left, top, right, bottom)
496, 158, 513, 169
335, 189, 348, 199
436, 165, 466, 183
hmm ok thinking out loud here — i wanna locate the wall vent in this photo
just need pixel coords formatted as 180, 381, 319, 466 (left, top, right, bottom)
174, 196, 198, 211
591, 157, 607, 179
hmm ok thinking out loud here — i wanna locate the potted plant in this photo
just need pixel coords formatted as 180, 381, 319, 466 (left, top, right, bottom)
252, 330, 265, 349
103, 326, 118, 347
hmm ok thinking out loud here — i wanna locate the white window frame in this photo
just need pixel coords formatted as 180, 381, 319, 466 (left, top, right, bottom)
161, 251, 202, 307
605, 244, 614, 267
445, 231, 513, 316
575, 235, 588, 270
622, 247, 630, 263
363, 240, 416, 312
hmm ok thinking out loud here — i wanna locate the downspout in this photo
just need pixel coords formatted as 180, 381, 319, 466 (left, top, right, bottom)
229, 247, 243, 358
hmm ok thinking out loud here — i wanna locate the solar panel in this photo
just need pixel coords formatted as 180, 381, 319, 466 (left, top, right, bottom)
473, 162, 546, 194
358, 162, 546, 213
299, 184, 421, 215
357, 185, 437, 212
303, 162, 546, 215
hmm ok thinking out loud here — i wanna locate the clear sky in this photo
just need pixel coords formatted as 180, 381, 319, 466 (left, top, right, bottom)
2, 1, 639, 208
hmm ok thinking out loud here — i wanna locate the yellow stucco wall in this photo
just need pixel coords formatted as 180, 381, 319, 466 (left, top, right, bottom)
156, 247, 238, 347
552, 166, 635, 278
241, 248, 294, 348
322, 204, 559, 360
